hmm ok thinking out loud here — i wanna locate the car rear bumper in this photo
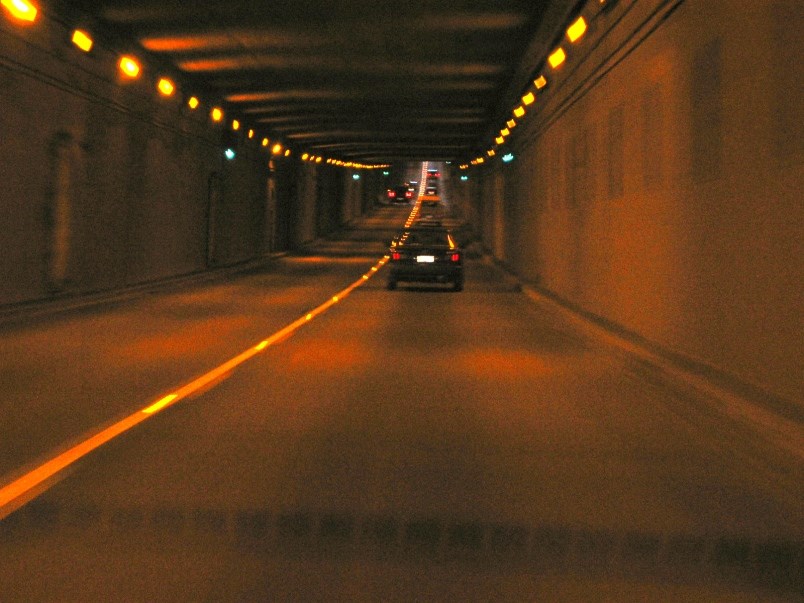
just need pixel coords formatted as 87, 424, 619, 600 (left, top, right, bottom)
389, 264, 463, 283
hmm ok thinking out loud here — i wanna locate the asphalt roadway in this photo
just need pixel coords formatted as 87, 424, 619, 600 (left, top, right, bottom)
0, 203, 801, 601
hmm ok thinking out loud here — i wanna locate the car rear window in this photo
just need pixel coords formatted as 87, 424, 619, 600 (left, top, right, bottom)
402, 230, 450, 246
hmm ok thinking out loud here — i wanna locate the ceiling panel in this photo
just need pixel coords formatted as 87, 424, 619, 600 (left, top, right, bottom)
61, 0, 556, 162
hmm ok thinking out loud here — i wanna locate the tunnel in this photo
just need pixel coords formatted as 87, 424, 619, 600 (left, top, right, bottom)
0, 0, 802, 600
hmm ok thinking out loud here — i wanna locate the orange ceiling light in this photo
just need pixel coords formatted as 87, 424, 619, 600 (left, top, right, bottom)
548, 48, 566, 69
567, 16, 587, 43
507, 119, 516, 129
522, 91, 535, 105
495, 136, 505, 145
157, 78, 175, 97
211, 107, 223, 122
272, 143, 283, 155
187, 96, 199, 109
2, 0, 37, 22
71, 30, 93, 52
534, 75, 548, 89
513, 105, 526, 118
231, 119, 240, 131
248, 129, 254, 139
261, 138, 269, 147
118, 56, 141, 78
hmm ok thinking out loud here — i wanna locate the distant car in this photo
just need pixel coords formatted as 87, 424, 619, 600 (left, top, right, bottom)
414, 216, 442, 228
392, 185, 413, 203
419, 194, 440, 208
387, 227, 463, 291
425, 185, 438, 195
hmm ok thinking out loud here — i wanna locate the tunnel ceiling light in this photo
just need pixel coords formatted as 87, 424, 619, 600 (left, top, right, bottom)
261, 137, 269, 147
187, 96, 199, 109
248, 129, 254, 139
507, 119, 517, 129
224, 148, 235, 160
534, 75, 548, 90
513, 105, 526, 118
522, 91, 535, 105
548, 48, 566, 69
487, 149, 495, 157
118, 56, 140, 78
567, 16, 587, 43
316, 156, 322, 163
211, 107, 223, 122
302, 153, 309, 161
2, 0, 37, 22
71, 29, 93, 52
231, 119, 240, 131
353, 174, 360, 180
477, 157, 485, 164
495, 136, 505, 145
157, 77, 175, 97
500, 128, 510, 137
271, 143, 282, 154
284, 149, 291, 157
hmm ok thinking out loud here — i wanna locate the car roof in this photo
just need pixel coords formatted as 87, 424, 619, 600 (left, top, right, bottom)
395, 228, 458, 248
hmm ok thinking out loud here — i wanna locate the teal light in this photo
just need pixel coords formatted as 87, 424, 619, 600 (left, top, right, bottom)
502, 153, 515, 163
382, 171, 390, 176
460, 175, 468, 181
352, 174, 360, 180
224, 148, 236, 160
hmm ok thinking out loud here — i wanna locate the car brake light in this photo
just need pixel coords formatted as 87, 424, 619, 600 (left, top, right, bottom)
392, 252, 401, 261
406, 191, 412, 198
450, 253, 460, 262
387, 190, 394, 197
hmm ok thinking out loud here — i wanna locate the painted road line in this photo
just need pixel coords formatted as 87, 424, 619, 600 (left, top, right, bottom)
0, 256, 390, 521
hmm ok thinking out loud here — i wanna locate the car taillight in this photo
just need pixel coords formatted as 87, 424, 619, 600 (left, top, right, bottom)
450, 253, 460, 262
406, 191, 412, 198
392, 252, 401, 261
387, 190, 394, 198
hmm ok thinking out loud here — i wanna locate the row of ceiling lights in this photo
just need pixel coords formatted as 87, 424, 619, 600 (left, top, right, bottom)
2, 0, 389, 170
461, 0, 610, 170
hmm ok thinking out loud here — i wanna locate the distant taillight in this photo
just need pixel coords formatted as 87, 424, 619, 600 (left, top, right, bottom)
450, 253, 460, 262
387, 190, 394, 197
392, 252, 401, 261
406, 191, 412, 198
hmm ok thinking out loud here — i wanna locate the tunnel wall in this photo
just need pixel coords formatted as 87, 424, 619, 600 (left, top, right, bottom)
471, 0, 802, 404
0, 17, 368, 308
0, 19, 268, 305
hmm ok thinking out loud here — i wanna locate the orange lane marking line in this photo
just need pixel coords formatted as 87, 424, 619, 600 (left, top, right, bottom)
0, 256, 388, 520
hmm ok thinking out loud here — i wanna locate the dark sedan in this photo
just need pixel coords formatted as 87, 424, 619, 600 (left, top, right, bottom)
387, 227, 463, 291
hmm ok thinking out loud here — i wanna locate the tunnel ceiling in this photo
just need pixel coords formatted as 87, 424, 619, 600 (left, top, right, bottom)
60, 0, 566, 163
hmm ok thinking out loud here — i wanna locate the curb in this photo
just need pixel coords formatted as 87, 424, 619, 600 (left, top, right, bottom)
0, 252, 288, 327
480, 255, 803, 461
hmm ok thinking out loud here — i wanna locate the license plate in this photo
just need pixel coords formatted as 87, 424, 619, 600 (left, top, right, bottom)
416, 255, 435, 263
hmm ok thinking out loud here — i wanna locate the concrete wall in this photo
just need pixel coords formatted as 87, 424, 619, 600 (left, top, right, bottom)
0, 17, 274, 305
470, 0, 802, 404
0, 16, 372, 308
